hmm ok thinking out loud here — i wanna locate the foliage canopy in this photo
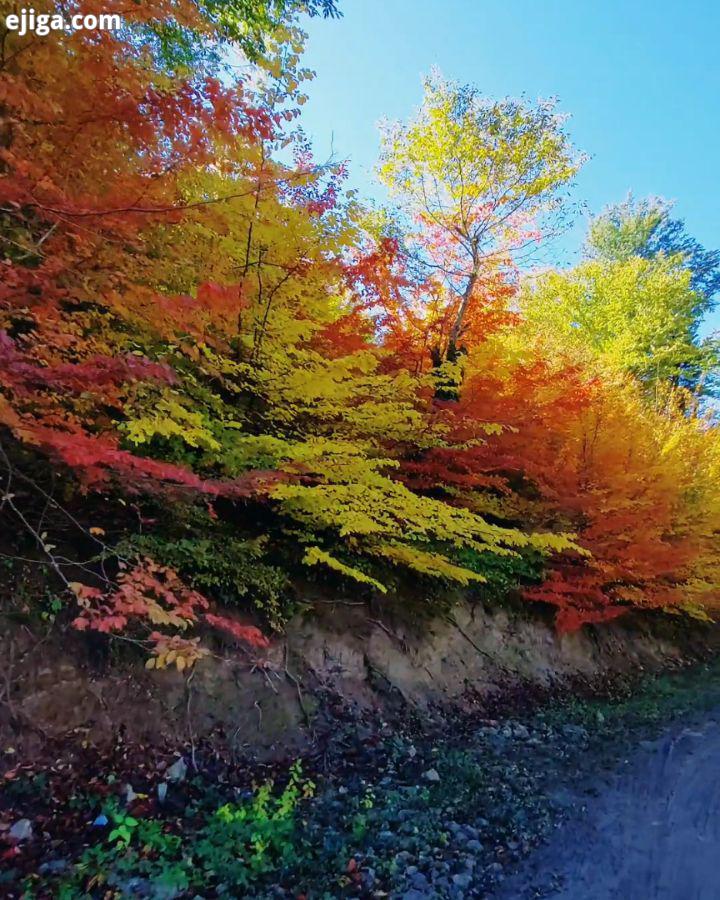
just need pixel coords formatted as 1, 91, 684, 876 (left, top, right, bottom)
1, 0, 719, 666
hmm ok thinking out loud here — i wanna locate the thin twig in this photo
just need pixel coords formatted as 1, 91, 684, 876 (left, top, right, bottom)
283, 643, 311, 729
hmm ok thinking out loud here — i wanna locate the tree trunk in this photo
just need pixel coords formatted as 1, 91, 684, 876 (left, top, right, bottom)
430, 260, 479, 400
448, 261, 479, 352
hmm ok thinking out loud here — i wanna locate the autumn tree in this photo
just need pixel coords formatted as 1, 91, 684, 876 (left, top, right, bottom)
377, 71, 582, 372
2, 0, 720, 650
114, 0, 342, 74
586, 195, 720, 304
0, 0, 341, 660
522, 215, 720, 401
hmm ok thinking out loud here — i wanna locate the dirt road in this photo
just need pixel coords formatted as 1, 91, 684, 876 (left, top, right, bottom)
496, 711, 720, 899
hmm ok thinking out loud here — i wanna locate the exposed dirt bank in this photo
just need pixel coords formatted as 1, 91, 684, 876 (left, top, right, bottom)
3, 598, 718, 761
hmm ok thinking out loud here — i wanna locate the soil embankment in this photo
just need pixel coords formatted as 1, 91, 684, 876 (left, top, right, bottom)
2, 598, 716, 760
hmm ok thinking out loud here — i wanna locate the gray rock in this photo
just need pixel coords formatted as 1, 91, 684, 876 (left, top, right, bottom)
107, 875, 151, 895
487, 733, 509, 752
408, 870, 429, 890
166, 756, 187, 782
149, 881, 182, 900
423, 768, 441, 783
9, 818, 33, 842
561, 724, 589, 741
39, 858, 68, 875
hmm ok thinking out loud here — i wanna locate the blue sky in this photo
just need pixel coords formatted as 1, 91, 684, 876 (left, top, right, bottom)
297, 0, 720, 331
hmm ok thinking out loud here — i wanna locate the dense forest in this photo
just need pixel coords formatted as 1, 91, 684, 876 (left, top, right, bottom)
2, 0, 720, 672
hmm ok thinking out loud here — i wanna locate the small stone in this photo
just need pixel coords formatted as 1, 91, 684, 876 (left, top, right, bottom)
157, 782, 168, 804
561, 724, 588, 741
92, 814, 108, 827
9, 819, 33, 842
466, 839, 483, 852
39, 859, 68, 875
166, 756, 187, 782
452, 873, 473, 889
150, 879, 182, 899
423, 768, 440, 783
124, 783, 137, 804
109, 876, 150, 894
